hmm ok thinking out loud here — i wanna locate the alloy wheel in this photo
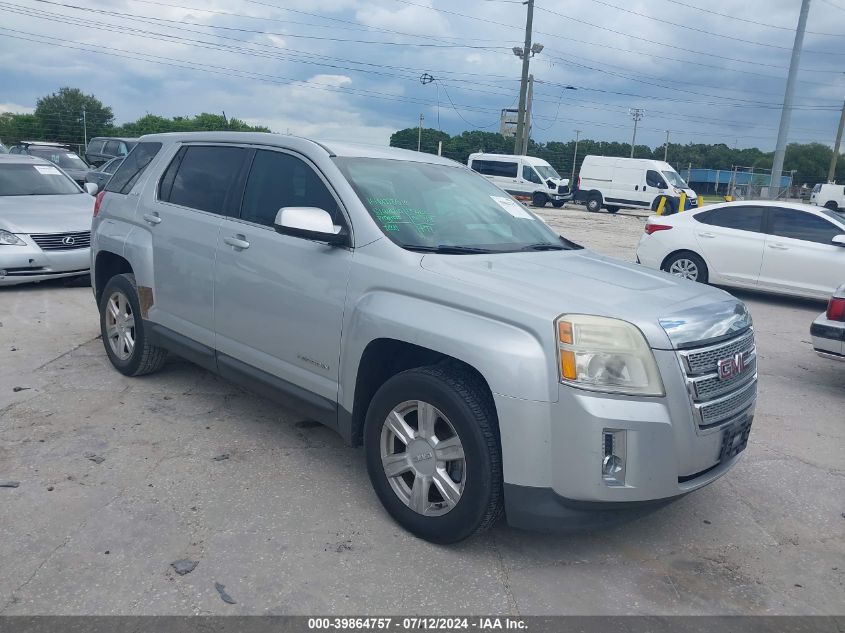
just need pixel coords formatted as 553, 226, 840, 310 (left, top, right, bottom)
105, 291, 136, 360
668, 258, 699, 281
379, 400, 466, 517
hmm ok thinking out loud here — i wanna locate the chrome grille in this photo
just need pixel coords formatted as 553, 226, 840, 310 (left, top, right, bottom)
30, 231, 90, 251
696, 379, 757, 428
680, 329, 755, 374
690, 354, 757, 400
678, 329, 757, 430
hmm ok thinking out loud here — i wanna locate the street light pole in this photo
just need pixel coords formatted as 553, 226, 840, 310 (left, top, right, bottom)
570, 129, 581, 187
521, 75, 534, 155
629, 108, 643, 158
664, 130, 670, 163
770, 0, 811, 198
514, 0, 535, 155
417, 113, 424, 152
82, 106, 87, 149
827, 99, 845, 183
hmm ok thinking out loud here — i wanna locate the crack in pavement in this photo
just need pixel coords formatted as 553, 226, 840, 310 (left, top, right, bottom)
488, 532, 520, 616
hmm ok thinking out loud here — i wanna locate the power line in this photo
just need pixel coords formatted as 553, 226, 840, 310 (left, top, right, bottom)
542, 0, 845, 52
9, 0, 837, 113
662, 0, 845, 35
390, 0, 844, 72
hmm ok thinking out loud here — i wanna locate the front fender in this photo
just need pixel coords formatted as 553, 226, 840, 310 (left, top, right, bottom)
338, 290, 557, 413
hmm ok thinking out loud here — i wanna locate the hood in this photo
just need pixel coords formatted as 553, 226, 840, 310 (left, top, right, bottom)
420, 248, 745, 350
0, 194, 94, 234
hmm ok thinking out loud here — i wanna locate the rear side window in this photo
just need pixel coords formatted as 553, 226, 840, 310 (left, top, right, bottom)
471, 159, 518, 178
161, 145, 246, 215
104, 140, 120, 155
769, 208, 841, 245
697, 206, 765, 233
106, 142, 162, 194
88, 140, 105, 154
240, 150, 340, 227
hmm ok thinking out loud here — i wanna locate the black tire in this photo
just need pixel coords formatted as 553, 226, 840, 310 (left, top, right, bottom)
532, 192, 548, 208
99, 273, 167, 377
364, 364, 503, 544
551, 200, 565, 208
586, 192, 602, 212
662, 251, 709, 284
825, 201, 839, 211
606, 206, 620, 214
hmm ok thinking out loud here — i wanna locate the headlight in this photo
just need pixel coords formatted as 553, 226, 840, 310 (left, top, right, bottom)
0, 230, 26, 246
556, 314, 664, 396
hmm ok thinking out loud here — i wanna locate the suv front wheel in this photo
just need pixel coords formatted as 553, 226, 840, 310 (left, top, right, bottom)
99, 273, 167, 376
364, 365, 503, 543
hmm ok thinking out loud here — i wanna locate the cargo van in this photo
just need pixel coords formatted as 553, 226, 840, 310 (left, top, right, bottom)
810, 183, 844, 211
468, 153, 570, 208
576, 156, 697, 214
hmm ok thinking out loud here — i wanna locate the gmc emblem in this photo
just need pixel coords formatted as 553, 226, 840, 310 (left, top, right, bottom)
717, 352, 751, 381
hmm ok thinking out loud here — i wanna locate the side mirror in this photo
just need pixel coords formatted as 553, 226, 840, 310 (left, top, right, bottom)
833, 235, 845, 247
273, 207, 348, 246
84, 182, 98, 196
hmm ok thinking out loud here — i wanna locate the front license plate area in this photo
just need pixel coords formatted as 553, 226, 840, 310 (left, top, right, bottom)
720, 415, 753, 462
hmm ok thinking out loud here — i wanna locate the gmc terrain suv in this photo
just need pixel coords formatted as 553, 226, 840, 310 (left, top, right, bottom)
91, 133, 758, 543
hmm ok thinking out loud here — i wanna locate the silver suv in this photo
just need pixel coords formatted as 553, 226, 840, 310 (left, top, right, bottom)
91, 133, 757, 543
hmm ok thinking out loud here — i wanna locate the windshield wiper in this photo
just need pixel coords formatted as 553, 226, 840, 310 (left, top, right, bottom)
402, 244, 494, 254
521, 242, 567, 251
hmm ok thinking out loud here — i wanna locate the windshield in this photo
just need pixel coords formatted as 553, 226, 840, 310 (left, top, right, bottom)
535, 164, 561, 180
28, 148, 88, 170
334, 157, 576, 253
0, 163, 81, 196
661, 170, 688, 188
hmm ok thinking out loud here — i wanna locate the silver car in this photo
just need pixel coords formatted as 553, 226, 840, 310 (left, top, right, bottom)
91, 133, 757, 543
0, 154, 96, 286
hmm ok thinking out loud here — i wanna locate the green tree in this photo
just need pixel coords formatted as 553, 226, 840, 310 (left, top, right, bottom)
34, 87, 114, 145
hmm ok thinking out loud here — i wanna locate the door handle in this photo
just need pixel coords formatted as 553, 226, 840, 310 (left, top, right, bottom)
698, 232, 716, 239
768, 243, 789, 250
143, 212, 161, 225
224, 235, 250, 250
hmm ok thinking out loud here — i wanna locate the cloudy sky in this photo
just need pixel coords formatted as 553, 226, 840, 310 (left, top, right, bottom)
0, 0, 843, 150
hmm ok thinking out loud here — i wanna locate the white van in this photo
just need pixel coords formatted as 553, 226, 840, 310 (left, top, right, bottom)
576, 156, 697, 214
810, 183, 844, 211
468, 153, 570, 208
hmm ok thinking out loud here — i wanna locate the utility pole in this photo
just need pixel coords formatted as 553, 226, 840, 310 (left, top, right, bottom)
828, 99, 845, 182
81, 106, 87, 148
629, 108, 643, 158
570, 129, 581, 187
521, 75, 534, 155
664, 130, 670, 163
770, 0, 811, 199
417, 113, 424, 152
513, 0, 535, 155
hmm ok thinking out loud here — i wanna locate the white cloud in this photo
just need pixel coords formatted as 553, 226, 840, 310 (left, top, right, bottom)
0, 102, 34, 114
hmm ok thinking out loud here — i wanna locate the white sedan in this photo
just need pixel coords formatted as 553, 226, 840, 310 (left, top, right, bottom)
636, 200, 845, 300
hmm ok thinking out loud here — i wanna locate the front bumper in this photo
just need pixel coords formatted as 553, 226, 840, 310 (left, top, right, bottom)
496, 348, 754, 529
811, 313, 845, 360
0, 238, 90, 286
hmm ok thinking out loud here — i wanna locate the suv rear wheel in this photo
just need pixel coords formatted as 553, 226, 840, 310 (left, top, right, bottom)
99, 273, 167, 376
364, 364, 503, 543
